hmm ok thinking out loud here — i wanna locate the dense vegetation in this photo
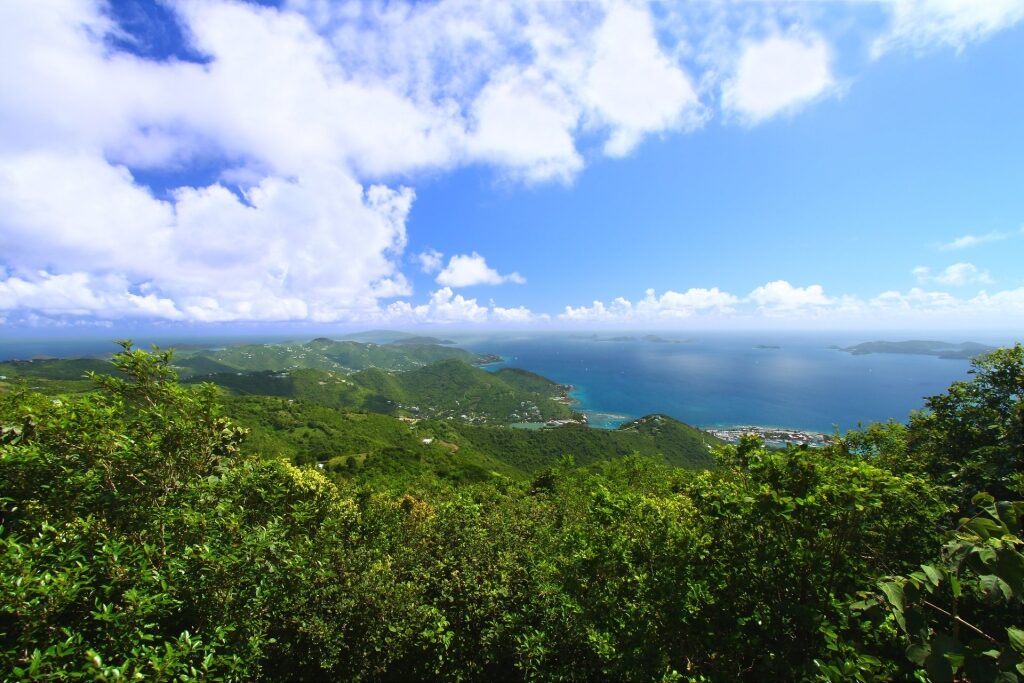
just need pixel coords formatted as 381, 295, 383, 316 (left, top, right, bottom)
171, 338, 495, 377
225, 395, 715, 486
1, 341, 1021, 681
192, 360, 576, 425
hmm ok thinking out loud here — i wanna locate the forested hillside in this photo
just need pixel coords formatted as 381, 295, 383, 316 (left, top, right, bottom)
186, 359, 577, 425
172, 338, 496, 377
1, 342, 1022, 681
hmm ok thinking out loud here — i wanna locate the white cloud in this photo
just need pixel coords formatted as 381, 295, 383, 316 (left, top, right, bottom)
490, 304, 536, 323
913, 262, 993, 286
870, 287, 960, 311
938, 231, 1010, 250
560, 287, 740, 321
748, 280, 833, 313
0, 0, 714, 324
381, 287, 536, 324
722, 34, 835, 123
969, 287, 1024, 313
873, 0, 1024, 55
466, 68, 583, 183
0, 271, 183, 320
0, 151, 415, 323
435, 253, 525, 288
384, 287, 488, 323
0, 1, 1020, 327
416, 249, 445, 274
636, 287, 740, 317
581, 3, 702, 156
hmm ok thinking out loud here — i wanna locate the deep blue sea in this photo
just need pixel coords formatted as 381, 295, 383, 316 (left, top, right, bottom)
456, 332, 1007, 433
1, 331, 1015, 434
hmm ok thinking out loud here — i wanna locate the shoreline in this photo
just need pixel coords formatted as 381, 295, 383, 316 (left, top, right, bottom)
705, 425, 833, 448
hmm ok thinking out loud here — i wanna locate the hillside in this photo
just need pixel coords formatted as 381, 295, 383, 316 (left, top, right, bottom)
451, 415, 719, 473
5, 342, 1021, 682
194, 359, 577, 425
224, 394, 718, 486
171, 338, 496, 377
0, 357, 111, 394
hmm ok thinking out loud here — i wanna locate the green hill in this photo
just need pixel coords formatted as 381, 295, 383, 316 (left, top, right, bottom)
172, 338, 492, 378
615, 414, 720, 468
223, 394, 719, 489
0, 358, 111, 394
450, 415, 719, 473
193, 359, 577, 425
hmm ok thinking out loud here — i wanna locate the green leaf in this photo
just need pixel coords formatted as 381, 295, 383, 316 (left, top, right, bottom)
979, 574, 1013, 602
925, 633, 967, 683
996, 549, 1024, 596
906, 643, 930, 666
1008, 627, 1024, 654
921, 564, 944, 587
967, 518, 1006, 540
973, 492, 996, 507
880, 581, 905, 613
925, 650, 954, 683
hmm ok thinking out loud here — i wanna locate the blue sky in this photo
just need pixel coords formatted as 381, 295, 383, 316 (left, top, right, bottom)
1, 0, 1023, 331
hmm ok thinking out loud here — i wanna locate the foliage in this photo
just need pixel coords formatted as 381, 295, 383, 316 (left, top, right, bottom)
905, 344, 1023, 506
856, 492, 1024, 682
172, 338, 489, 377
3, 340, 1023, 681
189, 359, 576, 425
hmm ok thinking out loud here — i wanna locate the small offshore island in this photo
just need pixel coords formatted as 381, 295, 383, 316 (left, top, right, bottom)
841, 339, 994, 359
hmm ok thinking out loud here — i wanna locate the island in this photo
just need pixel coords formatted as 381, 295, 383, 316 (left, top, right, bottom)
841, 340, 995, 359
599, 334, 690, 344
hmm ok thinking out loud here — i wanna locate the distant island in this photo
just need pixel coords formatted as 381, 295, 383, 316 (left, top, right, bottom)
841, 340, 995, 359
754, 344, 781, 350
600, 335, 690, 344
336, 329, 455, 345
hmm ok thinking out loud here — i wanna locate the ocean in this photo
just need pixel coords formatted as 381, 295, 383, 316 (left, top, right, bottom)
0, 331, 1011, 434
457, 332, 998, 433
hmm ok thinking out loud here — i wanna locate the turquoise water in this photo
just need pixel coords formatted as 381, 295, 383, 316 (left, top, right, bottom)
459, 332, 1001, 433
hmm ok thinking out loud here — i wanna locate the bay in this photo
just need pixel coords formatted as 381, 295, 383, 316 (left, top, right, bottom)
1, 330, 1010, 435
457, 332, 993, 433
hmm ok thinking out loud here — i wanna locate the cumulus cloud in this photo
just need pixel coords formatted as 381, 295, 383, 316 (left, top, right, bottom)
466, 67, 583, 183
381, 288, 536, 324
0, 0, 716, 324
722, 34, 835, 123
864, 286, 1024, 322
938, 231, 1010, 250
913, 262, 993, 286
0, 272, 183, 320
435, 253, 525, 288
557, 280, 1024, 327
560, 287, 739, 321
490, 304, 537, 323
1, 0, 1019, 327
581, 3, 702, 156
873, 0, 1024, 55
969, 287, 1024, 312
748, 280, 833, 313
0, 150, 415, 323
416, 249, 445, 274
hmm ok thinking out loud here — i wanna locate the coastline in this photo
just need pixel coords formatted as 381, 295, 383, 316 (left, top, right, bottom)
705, 426, 833, 448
